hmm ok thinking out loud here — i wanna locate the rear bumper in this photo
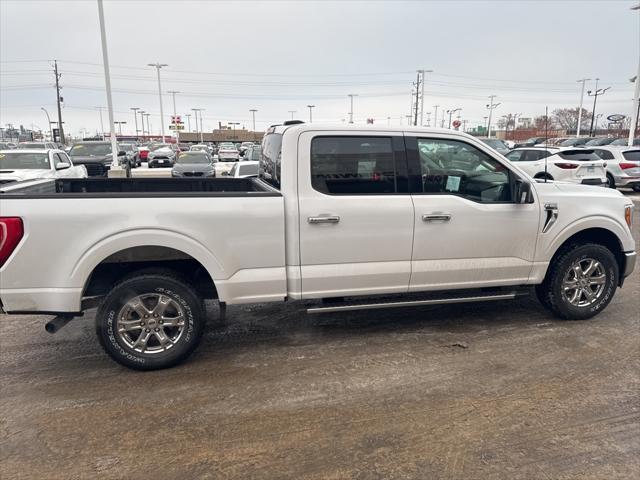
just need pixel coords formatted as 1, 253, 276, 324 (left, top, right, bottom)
580, 178, 607, 187
614, 176, 640, 187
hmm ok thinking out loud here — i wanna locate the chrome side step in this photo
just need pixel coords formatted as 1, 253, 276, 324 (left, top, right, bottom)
307, 292, 520, 314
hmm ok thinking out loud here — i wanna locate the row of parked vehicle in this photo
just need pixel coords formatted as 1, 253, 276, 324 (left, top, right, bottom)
477, 136, 640, 192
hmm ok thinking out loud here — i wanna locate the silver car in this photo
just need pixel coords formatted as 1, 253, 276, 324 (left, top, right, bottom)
592, 146, 640, 191
171, 151, 216, 178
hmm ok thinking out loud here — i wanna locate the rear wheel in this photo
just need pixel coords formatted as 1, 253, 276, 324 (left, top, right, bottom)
606, 173, 616, 189
536, 243, 618, 320
633, 185, 640, 192
95, 272, 205, 370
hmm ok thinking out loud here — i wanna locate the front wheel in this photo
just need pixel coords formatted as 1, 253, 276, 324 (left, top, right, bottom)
536, 243, 619, 320
95, 271, 205, 370
606, 173, 616, 189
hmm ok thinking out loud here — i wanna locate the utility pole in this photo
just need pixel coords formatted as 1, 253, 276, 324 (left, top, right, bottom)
250, 109, 258, 141
426, 112, 431, 127
192, 108, 201, 142
306, 105, 315, 123
41, 107, 53, 142
486, 95, 500, 138
433, 105, 439, 129
347, 94, 357, 124
144, 113, 151, 139
130, 107, 139, 139
413, 71, 421, 126
148, 62, 168, 141
139, 110, 145, 138
576, 78, 590, 137
198, 109, 204, 143
168, 90, 180, 143
53, 60, 65, 145
185, 113, 192, 133
288, 110, 297, 120
587, 79, 610, 137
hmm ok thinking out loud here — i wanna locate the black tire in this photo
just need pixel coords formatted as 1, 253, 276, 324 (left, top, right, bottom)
95, 271, 205, 370
606, 173, 616, 189
633, 185, 640, 192
535, 243, 618, 320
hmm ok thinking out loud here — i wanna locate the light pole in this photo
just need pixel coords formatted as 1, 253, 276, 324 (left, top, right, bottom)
306, 105, 315, 123
144, 113, 151, 138
167, 90, 179, 141
41, 107, 53, 142
97, 0, 121, 172
288, 110, 297, 120
446, 108, 461, 129
148, 62, 168, 141
433, 105, 439, 129
139, 110, 145, 138
185, 113, 192, 133
130, 107, 140, 139
192, 108, 201, 142
249, 109, 258, 132
587, 80, 610, 137
418, 69, 433, 126
198, 109, 205, 143
576, 78, 590, 137
486, 96, 500, 138
347, 94, 357, 124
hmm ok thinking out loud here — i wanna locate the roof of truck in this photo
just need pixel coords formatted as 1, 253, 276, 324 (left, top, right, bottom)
268, 123, 476, 136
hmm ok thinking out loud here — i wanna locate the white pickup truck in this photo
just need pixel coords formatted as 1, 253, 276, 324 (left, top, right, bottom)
0, 124, 635, 370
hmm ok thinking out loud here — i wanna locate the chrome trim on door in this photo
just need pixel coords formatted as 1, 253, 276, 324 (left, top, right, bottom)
422, 214, 452, 222
308, 216, 340, 224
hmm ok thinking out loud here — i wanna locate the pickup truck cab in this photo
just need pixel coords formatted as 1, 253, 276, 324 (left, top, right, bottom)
0, 124, 635, 370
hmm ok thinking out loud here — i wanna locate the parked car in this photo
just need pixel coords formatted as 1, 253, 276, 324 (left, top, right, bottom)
68, 141, 127, 176
227, 160, 259, 178
171, 151, 216, 178
17, 141, 57, 149
478, 138, 510, 155
0, 125, 635, 370
239, 142, 255, 156
189, 144, 213, 155
215, 142, 240, 176
0, 149, 87, 184
513, 137, 546, 148
0, 142, 16, 150
243, 144, 262, 162
118, 143, 139, 168
592, 146, 640, 191
560, 137, 590, 147
610, 137, 640, 146
147, 144, 178, 168
585, 137, 617, 147
504, 147, 607, 186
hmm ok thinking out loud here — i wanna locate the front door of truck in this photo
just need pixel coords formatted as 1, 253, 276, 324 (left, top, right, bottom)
297, 131, 414, 299
405, 133, 540, 291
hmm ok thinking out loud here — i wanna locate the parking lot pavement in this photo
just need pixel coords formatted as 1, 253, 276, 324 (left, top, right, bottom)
0, 207, 638, 480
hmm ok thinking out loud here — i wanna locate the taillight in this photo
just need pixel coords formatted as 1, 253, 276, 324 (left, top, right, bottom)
554, 162, 579, 169
619, 162, 639, 170
139, 150, 149, 159
0, 217, 24, 267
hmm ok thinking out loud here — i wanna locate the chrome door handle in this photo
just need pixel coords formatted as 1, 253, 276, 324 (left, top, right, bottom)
308, 215, 340, 224
422, 214, 452, 222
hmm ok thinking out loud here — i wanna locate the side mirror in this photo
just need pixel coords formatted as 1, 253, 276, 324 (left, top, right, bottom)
515, 178, 534, 204
118, 151, 127, 156
56, 162, 71, 170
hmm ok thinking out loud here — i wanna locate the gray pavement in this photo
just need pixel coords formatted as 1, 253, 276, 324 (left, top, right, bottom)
0, 193, 638, 479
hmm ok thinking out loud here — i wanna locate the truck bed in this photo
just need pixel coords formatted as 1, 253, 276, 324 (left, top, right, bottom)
0, 177, 278, 197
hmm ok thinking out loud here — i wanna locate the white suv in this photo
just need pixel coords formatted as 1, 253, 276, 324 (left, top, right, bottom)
505, 147, 607, 186
591, 146, 640, 191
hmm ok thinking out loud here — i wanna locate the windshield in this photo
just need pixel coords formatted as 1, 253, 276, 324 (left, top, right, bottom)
69, 143, 112, 156
0, 151, 49, 169
18, 143, 46, 149
150, 144, 171, 151
176, 153, 210, 164
219, 144, 236, 150
481, 139, 506, 149
120, 144, 134, 151
239, 163, 259, 176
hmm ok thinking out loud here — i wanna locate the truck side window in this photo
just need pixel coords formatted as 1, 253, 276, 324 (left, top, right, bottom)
416, 138, 512, 203
310, 136, 397, 195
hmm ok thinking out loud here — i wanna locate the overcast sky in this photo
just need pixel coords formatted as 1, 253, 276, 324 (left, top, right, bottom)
1, 0, 638, 137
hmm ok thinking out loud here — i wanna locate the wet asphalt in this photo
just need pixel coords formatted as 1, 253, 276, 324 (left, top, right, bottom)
1, 193, 638, 480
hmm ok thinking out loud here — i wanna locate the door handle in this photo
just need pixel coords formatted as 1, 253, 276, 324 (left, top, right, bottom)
308, 215, 340, 224
422, 214, 452, 222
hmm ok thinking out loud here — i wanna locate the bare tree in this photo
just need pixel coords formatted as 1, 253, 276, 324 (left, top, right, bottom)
551, 108, 592, 131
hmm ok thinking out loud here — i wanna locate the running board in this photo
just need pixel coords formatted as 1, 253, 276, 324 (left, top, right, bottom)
307, 292, 521, 314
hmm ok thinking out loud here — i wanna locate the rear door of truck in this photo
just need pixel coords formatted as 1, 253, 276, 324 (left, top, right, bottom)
296, 130, 414, 299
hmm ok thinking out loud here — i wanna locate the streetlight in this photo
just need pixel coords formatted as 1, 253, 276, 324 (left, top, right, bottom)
41, 107, 53, 142
249, 109, 258, 131
148, 62, 168, 141
432, 105, 439, 129
418, 69, 433, 126
95, 106, 105, 140
191, 108, 201, 142
575, 78, 591, 137
446, 108, 461, 129
306, 105, 315, 123
139, 110, 145, 138
167, 90, 180, 141
144, 113, 151, 138
288, 110, 297, 120
185, 113, 192, 133
130, 107, 140, 139
486, 96, 500, 138
347, 94, 357, 124
587, 80, 610, 137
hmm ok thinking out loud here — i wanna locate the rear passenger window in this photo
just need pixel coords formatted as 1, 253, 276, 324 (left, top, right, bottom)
622, 150, 640, 161
310, 136, 397, 194
593, 149, 614, 160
